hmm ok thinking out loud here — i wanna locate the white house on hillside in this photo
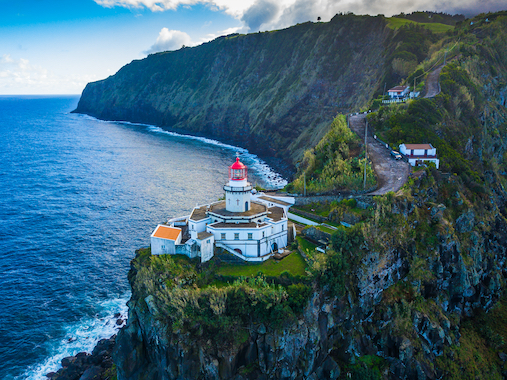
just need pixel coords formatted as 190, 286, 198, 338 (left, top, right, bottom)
150, 157, 294, 262
399, 143, 440, 169
388, 85, 410, 99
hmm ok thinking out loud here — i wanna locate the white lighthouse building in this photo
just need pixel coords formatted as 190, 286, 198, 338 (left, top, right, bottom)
225, 157, 252, 212
150, 156, 294, 262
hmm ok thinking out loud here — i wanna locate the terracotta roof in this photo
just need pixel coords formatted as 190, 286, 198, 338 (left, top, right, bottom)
403, 143, 433, 150
152, 225, 181, 241
258, 196, 292, 207
388, 85, 409, 92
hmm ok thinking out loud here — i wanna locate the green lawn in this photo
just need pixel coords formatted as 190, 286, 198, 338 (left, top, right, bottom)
387, 17, 454, 33
216, 251, 307, 277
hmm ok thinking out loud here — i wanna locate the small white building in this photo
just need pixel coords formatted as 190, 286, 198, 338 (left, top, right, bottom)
399, 143, 440, 169
388, 85, 410, 99
150, 225, 182, 255
150, 157, 294, 263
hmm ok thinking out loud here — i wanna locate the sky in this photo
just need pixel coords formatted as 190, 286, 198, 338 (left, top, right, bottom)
1, 0, 505, 95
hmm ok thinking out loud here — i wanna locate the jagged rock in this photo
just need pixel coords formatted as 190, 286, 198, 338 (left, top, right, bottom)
455, 210, 475, 233
79, 366, 102, 380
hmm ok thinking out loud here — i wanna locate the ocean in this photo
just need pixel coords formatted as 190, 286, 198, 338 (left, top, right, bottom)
0, 95, 286, 379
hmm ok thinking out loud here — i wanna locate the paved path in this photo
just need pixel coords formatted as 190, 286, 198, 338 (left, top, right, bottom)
424, 64, 444, 98
348, 114, 409, 195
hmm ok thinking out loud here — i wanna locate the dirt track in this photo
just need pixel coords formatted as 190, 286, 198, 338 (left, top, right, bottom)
424, 64, 444, 98
348, 114, 409, 195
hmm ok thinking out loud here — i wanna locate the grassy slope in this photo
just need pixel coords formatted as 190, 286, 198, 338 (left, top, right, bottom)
387, 17, 455, 33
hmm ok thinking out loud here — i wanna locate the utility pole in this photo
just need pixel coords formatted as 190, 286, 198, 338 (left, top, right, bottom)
364, 119, 368, 190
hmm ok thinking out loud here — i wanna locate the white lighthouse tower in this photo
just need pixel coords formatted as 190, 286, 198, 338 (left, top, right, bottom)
224, 157, 252, 212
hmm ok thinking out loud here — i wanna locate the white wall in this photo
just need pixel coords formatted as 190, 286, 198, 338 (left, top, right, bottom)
226, 190, 251, 212
189, 217, 210, 233
199, 236, 214, 263
151, 237, 176, 255
287, 212, 319, 226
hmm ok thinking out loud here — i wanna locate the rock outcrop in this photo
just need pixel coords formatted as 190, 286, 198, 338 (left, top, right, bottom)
46, 336, 116, 380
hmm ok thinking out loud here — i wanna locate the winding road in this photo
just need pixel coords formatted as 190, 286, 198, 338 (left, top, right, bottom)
348, 114, 410, 195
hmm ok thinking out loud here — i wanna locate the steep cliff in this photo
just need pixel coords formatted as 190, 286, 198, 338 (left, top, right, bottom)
111, 12, 507, 380
73, 14, 392, 169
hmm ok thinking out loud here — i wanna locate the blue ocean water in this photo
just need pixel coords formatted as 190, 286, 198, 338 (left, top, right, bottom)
0, 96, 286, 379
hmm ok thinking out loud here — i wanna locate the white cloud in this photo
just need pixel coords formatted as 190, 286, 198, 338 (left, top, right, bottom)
145, 28, 193, 54
0, 54, 99, 94
95, 0, 204, 12
96, 0, 507, 32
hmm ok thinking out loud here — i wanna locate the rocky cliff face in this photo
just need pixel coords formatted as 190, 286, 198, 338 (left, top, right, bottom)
114, 289, 340, 380
113, 176, 507, 379
74, 14, 391, 169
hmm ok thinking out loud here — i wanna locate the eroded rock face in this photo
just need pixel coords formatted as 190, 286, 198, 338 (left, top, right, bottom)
113, 291, 341, 380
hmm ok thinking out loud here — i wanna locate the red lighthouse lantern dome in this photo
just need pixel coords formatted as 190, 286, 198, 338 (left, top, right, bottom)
229, 157, 247, 181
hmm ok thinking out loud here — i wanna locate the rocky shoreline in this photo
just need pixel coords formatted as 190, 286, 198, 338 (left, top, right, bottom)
45, 314, 125, 380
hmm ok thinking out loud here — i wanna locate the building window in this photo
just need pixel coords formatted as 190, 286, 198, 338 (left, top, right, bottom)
282, 225, 284, 231
248, 233, 253, 240
234, 233, 239, 240
221, 233, 226, 240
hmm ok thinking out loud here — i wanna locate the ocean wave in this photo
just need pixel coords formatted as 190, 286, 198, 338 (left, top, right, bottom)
20, 295, 129, 380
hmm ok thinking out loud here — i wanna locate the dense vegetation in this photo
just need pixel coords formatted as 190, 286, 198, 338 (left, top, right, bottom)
283, 10, 507, 379
286, 115, 376, 194
131, 249, 312, 346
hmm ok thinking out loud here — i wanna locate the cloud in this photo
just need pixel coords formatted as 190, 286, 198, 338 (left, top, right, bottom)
0, 54, 98, 94
96, 0, 507, 27
241, 0, 280, 31
95, 0, 201, 12
145, 28, 193, 54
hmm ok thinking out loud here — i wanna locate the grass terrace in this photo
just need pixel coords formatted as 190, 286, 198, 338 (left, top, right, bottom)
217, 251, 307, 277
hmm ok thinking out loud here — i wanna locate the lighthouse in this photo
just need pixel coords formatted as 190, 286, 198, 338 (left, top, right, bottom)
224, 157, 252, 212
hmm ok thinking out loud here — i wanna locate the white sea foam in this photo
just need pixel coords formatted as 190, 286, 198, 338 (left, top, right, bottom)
20, 295, 130, 380
145, 125, 288, 190
74, 114, 287, 189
